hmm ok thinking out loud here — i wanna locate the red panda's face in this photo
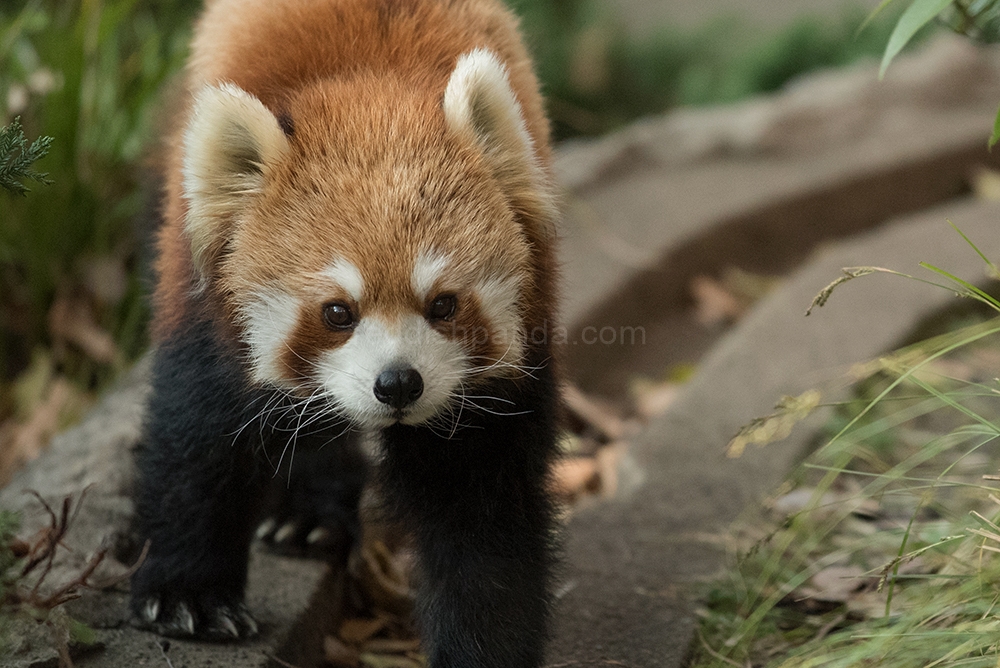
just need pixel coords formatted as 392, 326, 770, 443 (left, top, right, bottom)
226, 161, 532, 429
231, 247, 527, 428
181, 51, 555, 430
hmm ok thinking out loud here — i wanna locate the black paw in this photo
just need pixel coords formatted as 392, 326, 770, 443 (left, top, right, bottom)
258, 447, 363, 561
132, 594, 259, 641
255, 513, 353, 560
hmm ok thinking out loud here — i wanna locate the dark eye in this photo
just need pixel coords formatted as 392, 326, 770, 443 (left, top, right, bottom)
427, 294, 457, 321
322, 302, 355, 330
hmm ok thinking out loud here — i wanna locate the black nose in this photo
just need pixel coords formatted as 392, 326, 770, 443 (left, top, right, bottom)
373, 367, 424, 409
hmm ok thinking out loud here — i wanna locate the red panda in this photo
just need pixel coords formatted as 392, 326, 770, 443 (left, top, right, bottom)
130, 0, 561, 666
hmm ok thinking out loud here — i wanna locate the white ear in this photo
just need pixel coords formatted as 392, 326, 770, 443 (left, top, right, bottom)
443, 49, 556, 237
183, 83, 290, 283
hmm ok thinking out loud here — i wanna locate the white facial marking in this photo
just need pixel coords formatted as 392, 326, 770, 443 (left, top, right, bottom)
475, 274, 524, 366
239, 287, 301, 386
315, 315, 465, 429
411, 250, 450, 301
442, 48, 558, 240
442, 49, 533, 158
183, 83, 291, 286
320, 258, 364, 302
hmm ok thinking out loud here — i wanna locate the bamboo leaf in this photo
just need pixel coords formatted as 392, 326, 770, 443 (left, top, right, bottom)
859, 0, 902, 36
880, 0, 952, 79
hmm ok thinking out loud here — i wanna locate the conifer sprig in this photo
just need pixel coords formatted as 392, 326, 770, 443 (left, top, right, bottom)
0, 116, 53, 196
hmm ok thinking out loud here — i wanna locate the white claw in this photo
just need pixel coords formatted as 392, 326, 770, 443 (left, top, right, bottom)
218, 612, 239, 638
238, 608, 259, 637
143, 597, 161, 623
255, 517, 276, 540
273, 522, 297, 543
306, 527, 331, 545
176, 602, 196, 635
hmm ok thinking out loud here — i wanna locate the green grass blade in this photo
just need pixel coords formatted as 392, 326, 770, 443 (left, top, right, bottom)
919, 262, 1000, 310
745, 321, 1000, 617
819, 320, 1000, 458
884, 503, 919, 616
945, 219, 1000, 279
880, 0, 952, 78
990, 102, 1000, 149
968, 510, 1000, 534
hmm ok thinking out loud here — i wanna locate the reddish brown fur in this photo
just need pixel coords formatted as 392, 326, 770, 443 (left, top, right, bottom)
137, 5, 562, 653
152, 0, 557, 359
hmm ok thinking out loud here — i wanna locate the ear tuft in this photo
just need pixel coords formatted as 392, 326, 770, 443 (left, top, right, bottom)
443, 49, 556, 238
183, 83, 290, 284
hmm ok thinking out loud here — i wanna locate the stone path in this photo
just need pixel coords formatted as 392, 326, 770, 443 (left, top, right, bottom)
558, 36, 1000, 397
552, 197, 1000, 666
547, 36, 1000, 666
4, 35, 1000, 668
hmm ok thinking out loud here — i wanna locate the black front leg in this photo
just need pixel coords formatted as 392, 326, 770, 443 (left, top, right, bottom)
131, 323, 271, 640
377, 361, 560, 668
132, 321, 366, 640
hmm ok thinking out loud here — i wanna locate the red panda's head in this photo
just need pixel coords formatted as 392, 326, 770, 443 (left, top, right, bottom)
180, 50, 556, 430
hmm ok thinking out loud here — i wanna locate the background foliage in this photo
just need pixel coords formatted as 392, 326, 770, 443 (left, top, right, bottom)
0, 0, 911, 478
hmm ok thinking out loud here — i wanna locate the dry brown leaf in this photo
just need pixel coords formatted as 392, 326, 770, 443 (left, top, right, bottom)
806, 565, 866, 603
1, 378, 76, 485
349, 540, 415, 617
595, 442, 626, 499
47, 295, 118, 364
562, 383, 624, 442
340, 616, 389, 646
848, 497, 881, 520
325, 635, 361, 667
359, 652, 424, 668
631, 380, 680, 420
550, 457, 599, 500
690, 275, 745, 326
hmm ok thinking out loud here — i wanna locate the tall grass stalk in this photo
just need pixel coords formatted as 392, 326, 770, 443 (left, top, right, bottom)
695, 231, 1000, 667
